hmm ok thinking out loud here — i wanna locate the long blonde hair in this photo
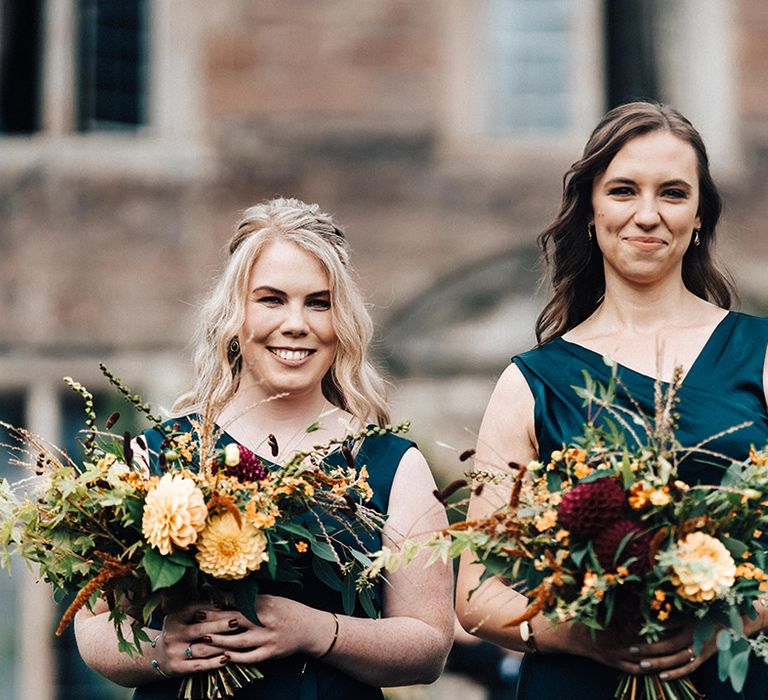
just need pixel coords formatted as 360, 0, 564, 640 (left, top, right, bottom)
172, 198, 391, 426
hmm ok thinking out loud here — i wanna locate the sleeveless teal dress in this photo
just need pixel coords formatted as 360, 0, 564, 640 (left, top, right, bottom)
132, 416, 415, 700
511, 311, 768, 700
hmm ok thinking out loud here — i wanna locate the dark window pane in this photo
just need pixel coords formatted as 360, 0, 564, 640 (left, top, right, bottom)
605, 0, 660, 108
77, 0, 148, 131
0, 0, 43, 134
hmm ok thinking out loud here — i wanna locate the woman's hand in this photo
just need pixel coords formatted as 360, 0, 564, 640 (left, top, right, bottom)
152, 603, 238, 677
192, 595, 337, 665
623, 622, 717, 681
548, 619, 716, 679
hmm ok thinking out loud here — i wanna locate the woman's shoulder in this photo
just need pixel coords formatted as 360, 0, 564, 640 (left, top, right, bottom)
728, 310, 768, 334
359, 428, 417, 464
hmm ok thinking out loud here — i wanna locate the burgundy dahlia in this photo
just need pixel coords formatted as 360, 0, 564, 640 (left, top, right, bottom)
593, 518, 651, 574
215, 445, 268, 482
557, 477, 625, 539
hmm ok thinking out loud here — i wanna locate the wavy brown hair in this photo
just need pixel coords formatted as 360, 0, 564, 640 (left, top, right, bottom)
535, 101, 736, 345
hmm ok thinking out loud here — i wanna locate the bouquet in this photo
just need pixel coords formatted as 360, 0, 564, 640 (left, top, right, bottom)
0, 365, 406, 699
369, 362, 768, 699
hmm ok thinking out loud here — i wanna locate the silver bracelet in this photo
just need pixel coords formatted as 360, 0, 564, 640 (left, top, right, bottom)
151, 659, 170, 678
150, 633, 162, 648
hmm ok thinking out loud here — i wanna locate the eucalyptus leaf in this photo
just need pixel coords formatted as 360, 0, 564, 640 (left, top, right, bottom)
729, 649, 751, 692
310, 539, 337, 562
341, 571, 356, 615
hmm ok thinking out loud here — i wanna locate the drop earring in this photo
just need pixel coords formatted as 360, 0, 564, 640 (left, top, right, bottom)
227, 337, 242, 377
693, 228, 701, 247
587, 223, 594, 241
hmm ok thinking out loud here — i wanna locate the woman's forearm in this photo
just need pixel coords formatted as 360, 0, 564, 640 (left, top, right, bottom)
323, 615, 450, 686
74, 610, 159, 687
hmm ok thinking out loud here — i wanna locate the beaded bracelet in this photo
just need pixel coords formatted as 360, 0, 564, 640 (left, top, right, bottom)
317, 613, 339, 660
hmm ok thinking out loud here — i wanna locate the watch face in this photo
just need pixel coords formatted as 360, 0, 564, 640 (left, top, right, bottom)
520, 621, 531, 641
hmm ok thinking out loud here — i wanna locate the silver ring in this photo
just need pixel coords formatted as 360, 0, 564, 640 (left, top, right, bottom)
185, 646, 193, 659
687, 647, 695, 664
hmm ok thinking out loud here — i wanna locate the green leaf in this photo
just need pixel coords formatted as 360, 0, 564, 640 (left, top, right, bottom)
233, 578, 261, 626
349, 549, 373, 568
123, 498, 144, 527
578, 469, 615, 484
693, 617, 714, 655
718, 646, 732, 682
341, 570, 355, 615
570, 546, 589, 568
266, 537, 277, 580
728, 606, 744, 636
142, 548, 187, 592
278, 522, 314, 539
716, 629, 732, 651
722, 537, 749, 560
358, 586, 378, 619
312, 557, 342, 591
729, 649, 751, 692
310, 539, 337, 562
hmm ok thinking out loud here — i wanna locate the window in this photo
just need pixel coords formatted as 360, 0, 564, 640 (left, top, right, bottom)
483, 0, 573, 134
0, 1, 43, 134
444, 0, 603, 149
77, 0, 148, 131
604, 0, 659, 108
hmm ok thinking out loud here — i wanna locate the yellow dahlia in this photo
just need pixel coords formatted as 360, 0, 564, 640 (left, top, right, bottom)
195, 512, 269, 580
669, 532, 736, 603
142, 473, 207, 555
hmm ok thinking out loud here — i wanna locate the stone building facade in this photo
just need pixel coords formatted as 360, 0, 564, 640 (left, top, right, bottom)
2, 1, 768, 698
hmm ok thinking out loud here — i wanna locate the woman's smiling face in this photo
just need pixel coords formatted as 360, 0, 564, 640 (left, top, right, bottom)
591, 130, 702, 287
240, 239, 338, 400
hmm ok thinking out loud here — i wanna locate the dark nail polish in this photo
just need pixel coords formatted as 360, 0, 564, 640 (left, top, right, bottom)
228, 618, 239, 629
201, 635, 212, 644
194, 611, 207, 622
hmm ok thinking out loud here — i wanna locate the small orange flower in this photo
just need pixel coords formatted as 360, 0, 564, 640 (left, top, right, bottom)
654, 589, 666, 602
295, 541, 309, 553
573, 463, 593, 480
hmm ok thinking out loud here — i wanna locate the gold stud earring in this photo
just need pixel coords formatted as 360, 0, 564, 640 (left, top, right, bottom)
693, 228, 701, 247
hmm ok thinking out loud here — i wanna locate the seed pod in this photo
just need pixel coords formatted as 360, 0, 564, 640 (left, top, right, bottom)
459, 449, 476, 462
268, 434, 279, 457
105, 412, 120, 429
341, 446, 355, 469
123, 431, 133, 465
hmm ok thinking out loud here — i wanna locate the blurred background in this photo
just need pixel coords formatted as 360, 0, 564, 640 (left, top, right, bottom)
3, 1, 768, 698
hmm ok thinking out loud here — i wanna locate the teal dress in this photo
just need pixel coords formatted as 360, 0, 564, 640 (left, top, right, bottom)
511, 311, 768, 700
133, 416, 415, 700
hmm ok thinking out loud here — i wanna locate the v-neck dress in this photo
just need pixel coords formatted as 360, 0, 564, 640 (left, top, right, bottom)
510, 311, 768, 700
132, 416, 415, 700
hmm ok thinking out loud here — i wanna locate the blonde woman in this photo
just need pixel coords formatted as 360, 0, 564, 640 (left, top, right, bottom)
75, 198, 453, 699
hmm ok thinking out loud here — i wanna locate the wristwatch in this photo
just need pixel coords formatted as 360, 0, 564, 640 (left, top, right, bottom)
520, 620, 541, 654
